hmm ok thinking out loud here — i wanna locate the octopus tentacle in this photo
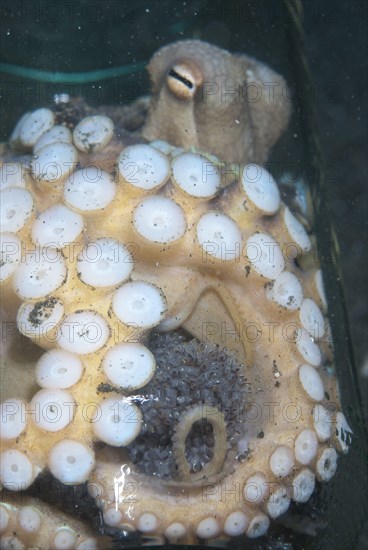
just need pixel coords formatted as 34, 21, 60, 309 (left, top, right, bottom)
0, 494, 107, 549
157, 275, 255, 363
0, 39, 352, 546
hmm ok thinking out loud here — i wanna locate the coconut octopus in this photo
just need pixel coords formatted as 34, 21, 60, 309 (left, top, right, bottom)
0, 40, 353, 548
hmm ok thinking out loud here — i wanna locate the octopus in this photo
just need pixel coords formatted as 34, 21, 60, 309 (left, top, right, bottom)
0, 40, 353, 548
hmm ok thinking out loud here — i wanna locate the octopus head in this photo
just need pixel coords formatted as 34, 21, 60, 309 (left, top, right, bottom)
143, 39, 291, 165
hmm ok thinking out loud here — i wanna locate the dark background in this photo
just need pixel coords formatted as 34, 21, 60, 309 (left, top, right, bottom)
303, 1, 367, 412
0, 0, 367, 547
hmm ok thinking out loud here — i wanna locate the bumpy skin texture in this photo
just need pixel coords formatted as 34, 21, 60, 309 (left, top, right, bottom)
0, 40, 351, 547
143, 40, 291, 165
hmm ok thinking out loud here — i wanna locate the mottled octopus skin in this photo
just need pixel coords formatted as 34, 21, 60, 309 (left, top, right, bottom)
143, 40, 291, 165
0, 39, 352, 547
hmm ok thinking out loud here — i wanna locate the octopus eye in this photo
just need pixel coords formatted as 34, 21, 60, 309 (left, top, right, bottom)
166, 60, 203, 100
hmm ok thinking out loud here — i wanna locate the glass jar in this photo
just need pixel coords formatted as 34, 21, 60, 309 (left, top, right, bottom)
0, 1, 366, 549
